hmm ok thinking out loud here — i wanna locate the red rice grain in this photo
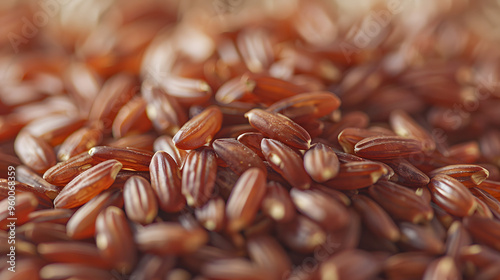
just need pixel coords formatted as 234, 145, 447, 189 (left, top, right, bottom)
3, 1, 500, 279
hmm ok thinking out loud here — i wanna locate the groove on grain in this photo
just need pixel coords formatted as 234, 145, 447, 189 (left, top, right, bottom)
303, 143, 339, 182
261, 138, 311, 189
88, 146, 153, 171
182, 148, 218, 208
173, 106, 223, 150
95, 206, 137, 273
66, 190, 123, 239
123, 176, 158, 224
226, 168, 267, 233
246, 109, 311, 150
150, 151, 186, 212
354, 136, 423, 160
54, 160, 122, 209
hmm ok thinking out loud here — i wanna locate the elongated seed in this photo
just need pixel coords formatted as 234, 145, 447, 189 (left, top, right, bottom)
123, 176, 158, 224
352, 195, 400, 242
54, 160, 122, 209
213, 138, 266, 175
368, 181, 433, 223
43, 152, 96, 186
428, 174, 476, 217
150, 151, 186, 212
246, 109, 311, 150
266, 91, 341, 123
14, 131, 56, 173
325, 161, 388, 190
88, 146, 153, 171
261, 138, 311, 189
173, 106, 223, 150
95, 206, 137, 273
429, 164, 489, 188
226, 168, 267, 233
66, 190, 123, 240
354, 136, 423, 160
182, 148, 217, 208
303, 143, 339, 182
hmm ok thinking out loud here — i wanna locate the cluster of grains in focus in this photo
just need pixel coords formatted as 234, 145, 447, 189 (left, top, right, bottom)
1, 0, 500, 279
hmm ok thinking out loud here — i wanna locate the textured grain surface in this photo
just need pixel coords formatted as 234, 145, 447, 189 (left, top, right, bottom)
43, 152, 96, 186
66, 190, 123, 240
57, 127, 103, 161
123, 176, 158, 224
291, 187, 349, 231
173, 106, 223, 150
325, 161, 388, 190
354, 136, 423, 160
266, 91, 341, 123
386, 159, 430, 187
246, 109, 311, 150
181, 148, 217, 208
4, 1, 500, 279
142, 80, 188, 134
261, 138, 311, 189
303, 142, 339, 182
389, 110, 436, 152
150, 151, 186, 212
428, 174, 476, 217
195, 196, 226, 232
88, 146, 153, 171
261, 181, 296, 223
15, 165, 61, 199
237, 132, 265, 159
226, 168, 267, 232
429, 164, 489, 188
352, 194, 400, 242
153, 135, 188, 167
14, 131, 56, 173
95, 206, 137, 273
213, 138, 266, 175
368, 181, 434, 223
54, 160, 122, 208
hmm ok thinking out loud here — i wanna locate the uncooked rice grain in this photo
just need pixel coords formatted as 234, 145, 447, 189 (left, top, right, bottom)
2, 0, 500, 279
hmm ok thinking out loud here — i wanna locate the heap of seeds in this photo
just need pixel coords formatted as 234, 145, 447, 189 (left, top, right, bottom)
1, 0, 500, 279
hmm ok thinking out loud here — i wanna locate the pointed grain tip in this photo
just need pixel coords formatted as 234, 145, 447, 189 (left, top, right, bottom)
186, 195, 195, 206
464, 245, 482, 254
321, 266, 339, 280
270, 205, 285, 220
471, 170, 488, 185
110, 162, 123, 180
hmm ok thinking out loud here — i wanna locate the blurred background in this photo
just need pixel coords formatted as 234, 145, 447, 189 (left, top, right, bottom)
1, 0, 500, 147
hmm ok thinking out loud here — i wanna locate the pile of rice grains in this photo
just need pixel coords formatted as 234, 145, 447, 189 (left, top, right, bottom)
1, 0, 500, 279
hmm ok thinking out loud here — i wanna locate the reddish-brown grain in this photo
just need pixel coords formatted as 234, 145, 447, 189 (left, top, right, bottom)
54, 160, 122, 209
261, 138, 311, 189
225, 168, 267, 233
123, 176, 158, 224
173, 106, 223, 150
246, 109, 311, 150
149, 151, 186, 212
